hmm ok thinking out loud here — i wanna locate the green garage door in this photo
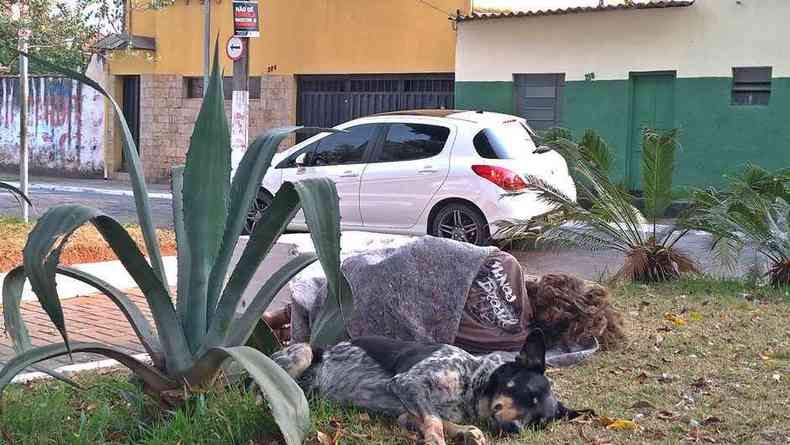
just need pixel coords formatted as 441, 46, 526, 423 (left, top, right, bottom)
628, 72, 676, 190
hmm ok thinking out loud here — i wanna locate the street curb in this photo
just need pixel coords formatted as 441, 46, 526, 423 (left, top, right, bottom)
5, 182, 172, 200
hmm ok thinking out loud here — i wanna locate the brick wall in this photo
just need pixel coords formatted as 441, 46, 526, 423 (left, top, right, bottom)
128, 73, 296, 182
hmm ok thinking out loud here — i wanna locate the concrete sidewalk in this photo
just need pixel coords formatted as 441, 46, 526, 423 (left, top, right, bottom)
1, 174, 172, 200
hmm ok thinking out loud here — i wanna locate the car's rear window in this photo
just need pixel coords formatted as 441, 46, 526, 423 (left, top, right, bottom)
473, 121, 538, 160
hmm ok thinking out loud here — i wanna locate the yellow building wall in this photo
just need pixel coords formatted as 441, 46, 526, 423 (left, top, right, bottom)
109, 0, 470, 76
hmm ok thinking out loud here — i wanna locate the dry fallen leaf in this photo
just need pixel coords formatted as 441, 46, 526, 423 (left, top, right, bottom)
316, 431, 332, 445
605, 419, 639, 431
664, 313, 687, 326
358, 412, 371, 423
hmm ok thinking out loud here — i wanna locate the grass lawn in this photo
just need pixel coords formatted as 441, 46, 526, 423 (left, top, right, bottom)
0, 217, 176, 273
1, 278, 788, 444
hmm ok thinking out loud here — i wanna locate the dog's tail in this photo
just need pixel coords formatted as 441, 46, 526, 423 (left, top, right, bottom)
272, 343, 316, 379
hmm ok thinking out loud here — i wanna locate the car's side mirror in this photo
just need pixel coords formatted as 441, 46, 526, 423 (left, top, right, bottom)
533, 145, 553, 154
295, 152, 307, 167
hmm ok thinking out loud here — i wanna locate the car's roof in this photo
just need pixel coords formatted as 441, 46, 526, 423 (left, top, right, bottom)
372, 109, 522, 125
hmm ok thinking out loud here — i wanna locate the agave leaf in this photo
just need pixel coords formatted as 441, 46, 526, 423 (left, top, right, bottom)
206, 127, 296, 325
3, 264, 162, 366
207, 127, 340, 325
181, 42, 232, 349
202, 183, 301, 351
22, 205, 191, 374
225, 253, 318, 347
56, 267, 164, 368
2, 266, 32, 352
185, 346, 310, 445
0, 181, 33, 209
292, 179, 352, 348
0, 342, 177, 399
245, 320, 281, 356
19, 51, 168, 290
171, 165, 191, 324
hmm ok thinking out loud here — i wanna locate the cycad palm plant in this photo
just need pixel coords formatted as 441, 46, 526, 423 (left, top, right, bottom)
684, 165, 790, 286
0, 47, 350, 445
498, 128, 697, 283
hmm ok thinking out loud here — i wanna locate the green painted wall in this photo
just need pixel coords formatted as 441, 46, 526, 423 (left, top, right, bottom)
454, 81, 515, 114
456, 77, 790, 189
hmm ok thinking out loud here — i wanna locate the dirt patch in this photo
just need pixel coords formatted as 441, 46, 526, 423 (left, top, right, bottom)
0, 218, 177, 272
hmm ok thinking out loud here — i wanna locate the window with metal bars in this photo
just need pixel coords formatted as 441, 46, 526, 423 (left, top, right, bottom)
732, 67, 772, 106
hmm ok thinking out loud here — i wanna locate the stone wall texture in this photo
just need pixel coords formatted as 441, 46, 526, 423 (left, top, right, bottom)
130, 74, 296, 182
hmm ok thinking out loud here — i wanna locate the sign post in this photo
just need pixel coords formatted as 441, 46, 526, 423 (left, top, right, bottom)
17, 0, 30, 222
231, 1, 257, 170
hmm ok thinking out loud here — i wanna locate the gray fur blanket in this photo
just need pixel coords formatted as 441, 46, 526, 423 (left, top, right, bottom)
291, 237, 496, 344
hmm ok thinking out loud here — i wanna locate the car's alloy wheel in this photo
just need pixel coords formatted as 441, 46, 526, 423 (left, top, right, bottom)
431, 203, 489, 246
243, 188, 272, 236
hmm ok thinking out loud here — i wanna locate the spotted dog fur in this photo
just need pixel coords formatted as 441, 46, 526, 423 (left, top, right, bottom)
272, 331, 584, 445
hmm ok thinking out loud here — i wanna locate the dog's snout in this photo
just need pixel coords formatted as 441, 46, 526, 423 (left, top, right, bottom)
500, 421, 522, 434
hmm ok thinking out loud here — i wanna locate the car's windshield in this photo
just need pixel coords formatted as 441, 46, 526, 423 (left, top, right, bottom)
473, 120, 538, 160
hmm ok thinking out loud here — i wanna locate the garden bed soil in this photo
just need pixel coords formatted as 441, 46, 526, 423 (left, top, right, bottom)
0, 218, 176, 273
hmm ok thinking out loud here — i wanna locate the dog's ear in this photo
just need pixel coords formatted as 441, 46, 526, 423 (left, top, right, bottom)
518, 329, 546, 373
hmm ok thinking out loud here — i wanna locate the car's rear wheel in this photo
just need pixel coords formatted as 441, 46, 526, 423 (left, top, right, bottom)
243, 188, 273, 236
430, 202, 490, 246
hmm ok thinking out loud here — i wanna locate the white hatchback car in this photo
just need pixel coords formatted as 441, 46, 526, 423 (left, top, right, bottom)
245, 110, 576, 245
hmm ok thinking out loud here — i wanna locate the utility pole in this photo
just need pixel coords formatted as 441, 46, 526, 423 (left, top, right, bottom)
17, 0, 30, 222
230, 37, 249, 168
203, 0, 210, 95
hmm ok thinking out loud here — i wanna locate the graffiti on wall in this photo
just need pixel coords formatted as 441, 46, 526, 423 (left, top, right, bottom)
0, 76, 104, 176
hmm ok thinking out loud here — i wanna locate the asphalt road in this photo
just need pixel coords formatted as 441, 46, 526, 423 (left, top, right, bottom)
0, 186, 759, 281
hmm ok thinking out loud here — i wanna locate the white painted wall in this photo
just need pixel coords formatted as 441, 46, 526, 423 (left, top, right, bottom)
457, 0, 790, 81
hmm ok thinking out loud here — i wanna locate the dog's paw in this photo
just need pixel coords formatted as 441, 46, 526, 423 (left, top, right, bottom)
450, 425, 486, 445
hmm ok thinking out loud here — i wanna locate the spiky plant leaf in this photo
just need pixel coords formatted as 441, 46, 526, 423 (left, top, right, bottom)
206, 127, 339, 326
0, 181, 33, 210
181, 42, 232, 349
171, 165, 191, 325
0, 342, 177, 398
226, 254, 318, 347
203, 183, 301, 351
642, 128, 678, 222
19, 52, 168, 290
292, 179, 353, 348
579, 129, 613, 175
185, 346, 311, 445
21, 204, 191, 374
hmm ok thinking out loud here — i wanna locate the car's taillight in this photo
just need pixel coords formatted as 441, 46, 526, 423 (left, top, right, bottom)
471, 165, 527, 191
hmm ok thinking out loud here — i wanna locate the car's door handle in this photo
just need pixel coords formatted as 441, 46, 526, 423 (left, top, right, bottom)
418, 165, 438, 173
339, 170, 358, 178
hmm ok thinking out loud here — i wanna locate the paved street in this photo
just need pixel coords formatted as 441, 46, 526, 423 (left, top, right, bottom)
0, 179, 758, 281
0, 183, 175, 229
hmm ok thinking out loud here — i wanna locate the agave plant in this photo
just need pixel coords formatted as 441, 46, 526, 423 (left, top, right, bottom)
497, 128, 697, 283
0, 181, 33, 212
684, 165, 790, 286
0, 47, 351, 445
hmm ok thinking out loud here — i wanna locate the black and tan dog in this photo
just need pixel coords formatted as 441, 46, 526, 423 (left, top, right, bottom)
273, 330, 585, 444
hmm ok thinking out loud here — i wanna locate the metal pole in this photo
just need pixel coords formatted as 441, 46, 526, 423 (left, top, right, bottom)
203, 0, 211, 95
18, 0, 29, 222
